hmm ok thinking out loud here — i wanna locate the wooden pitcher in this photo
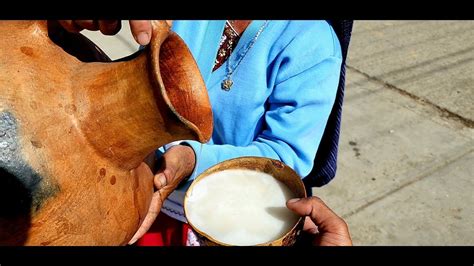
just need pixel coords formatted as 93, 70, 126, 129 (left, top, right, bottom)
0, 20, 213, 245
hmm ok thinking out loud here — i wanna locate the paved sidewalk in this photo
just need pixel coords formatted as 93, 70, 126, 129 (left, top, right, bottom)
81, 21, 139, 60
314, 21, 473, 245
82, 21, 474, 245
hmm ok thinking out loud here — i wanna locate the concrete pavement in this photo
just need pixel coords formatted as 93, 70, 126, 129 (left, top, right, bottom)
314, 21, 473, 245
81, 20, 474, 245
81, 21, 139, 60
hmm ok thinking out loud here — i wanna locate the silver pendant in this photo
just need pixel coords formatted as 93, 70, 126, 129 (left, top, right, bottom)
221, 78, 233, 91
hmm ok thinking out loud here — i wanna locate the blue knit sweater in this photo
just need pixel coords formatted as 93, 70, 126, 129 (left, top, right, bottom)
162, 20, 342, 221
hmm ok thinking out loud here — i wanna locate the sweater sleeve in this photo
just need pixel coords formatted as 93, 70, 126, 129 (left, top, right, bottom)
182, 22, 342, 184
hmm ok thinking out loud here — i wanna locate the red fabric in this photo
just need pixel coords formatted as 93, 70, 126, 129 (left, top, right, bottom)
136, 213, 190, 246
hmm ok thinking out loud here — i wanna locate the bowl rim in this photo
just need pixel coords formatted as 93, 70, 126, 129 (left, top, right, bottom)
183, 156, 307, 246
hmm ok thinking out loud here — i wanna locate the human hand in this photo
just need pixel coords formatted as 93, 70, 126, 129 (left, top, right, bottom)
286, 196, 352, 246
57, 20, 154, 45
128, 145, 196, 245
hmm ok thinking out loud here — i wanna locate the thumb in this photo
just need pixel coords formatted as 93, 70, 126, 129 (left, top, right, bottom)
129, 20, 152, 45
154, 166, 178, 190
286, 197, 347, 233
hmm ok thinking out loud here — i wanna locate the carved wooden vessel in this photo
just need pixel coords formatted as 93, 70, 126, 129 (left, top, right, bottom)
0, 20, 213, 245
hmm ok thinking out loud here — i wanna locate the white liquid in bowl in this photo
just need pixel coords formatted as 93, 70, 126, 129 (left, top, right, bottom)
185, 169, 299, 246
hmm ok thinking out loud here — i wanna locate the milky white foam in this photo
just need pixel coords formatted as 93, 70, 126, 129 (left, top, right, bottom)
185, 169, 299, 246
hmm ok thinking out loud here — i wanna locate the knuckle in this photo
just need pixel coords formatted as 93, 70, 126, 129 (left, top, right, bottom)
308, 196, 323, 206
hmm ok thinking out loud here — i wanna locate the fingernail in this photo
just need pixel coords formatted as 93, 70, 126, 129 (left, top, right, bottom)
158, 174, 167, 187
288, 198, 301, 204
136, 32, 150, 45
128, 237, 137, 245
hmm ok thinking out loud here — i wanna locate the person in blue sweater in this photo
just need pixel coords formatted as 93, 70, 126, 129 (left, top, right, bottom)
58, 20, 350, 246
